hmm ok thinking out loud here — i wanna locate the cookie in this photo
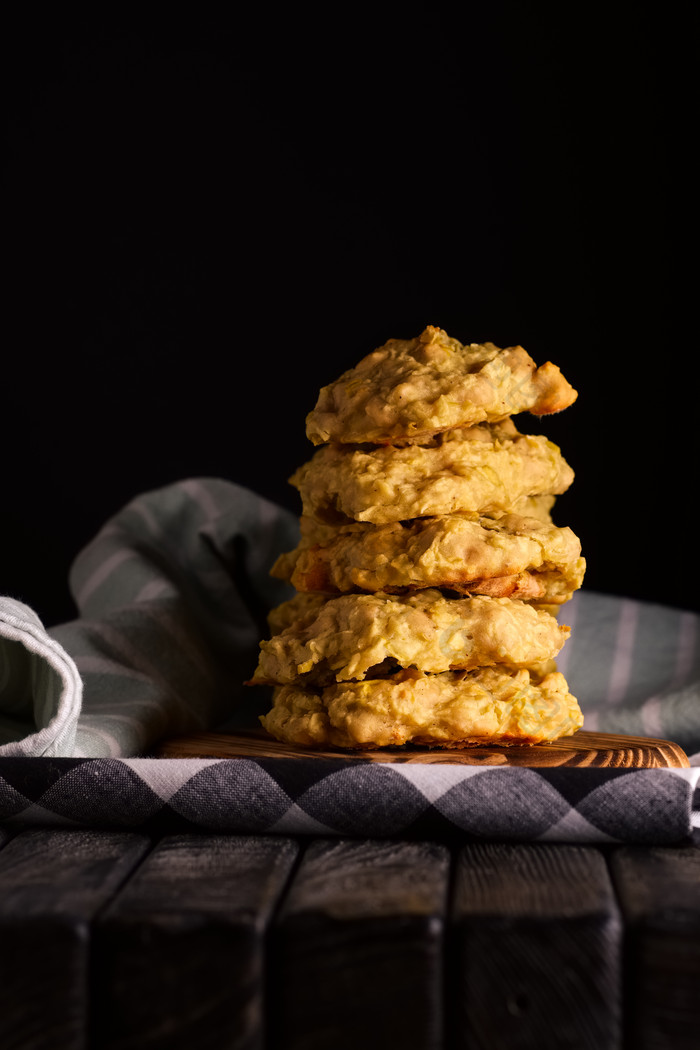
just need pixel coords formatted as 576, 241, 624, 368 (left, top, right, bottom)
261, 666, 584, 749
251, 590, 570, 686
306, 325, 577, 446
277, 511, 585, 605
292, 418, 572, 525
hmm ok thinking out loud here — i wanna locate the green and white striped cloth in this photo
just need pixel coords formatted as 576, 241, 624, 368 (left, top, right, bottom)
1, 480, 297, 757
1, 478, 699, 763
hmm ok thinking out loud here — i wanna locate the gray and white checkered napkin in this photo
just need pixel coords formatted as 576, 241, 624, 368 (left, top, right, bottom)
1, 478, 699, 842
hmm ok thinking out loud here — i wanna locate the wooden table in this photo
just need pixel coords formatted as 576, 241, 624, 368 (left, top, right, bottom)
0, 825, 697, 1050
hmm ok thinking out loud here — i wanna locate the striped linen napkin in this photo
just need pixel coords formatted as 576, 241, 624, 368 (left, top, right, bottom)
1, 479, 298, 758
1, 478, 698, 842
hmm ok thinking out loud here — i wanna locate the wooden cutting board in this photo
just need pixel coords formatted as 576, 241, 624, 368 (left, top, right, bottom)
155, 728, 690, 767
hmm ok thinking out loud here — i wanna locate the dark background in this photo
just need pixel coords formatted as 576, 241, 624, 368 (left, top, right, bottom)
6, 5, 698, 626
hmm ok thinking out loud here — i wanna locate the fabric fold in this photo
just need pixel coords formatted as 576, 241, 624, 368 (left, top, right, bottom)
2, 479, 298, 758
0, 597, 82, 756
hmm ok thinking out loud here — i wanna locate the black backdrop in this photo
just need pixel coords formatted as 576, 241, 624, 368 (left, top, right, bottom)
6, 5, 698, 626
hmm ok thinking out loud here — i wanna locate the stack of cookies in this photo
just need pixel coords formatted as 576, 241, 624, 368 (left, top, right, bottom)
249, 326, 586, 750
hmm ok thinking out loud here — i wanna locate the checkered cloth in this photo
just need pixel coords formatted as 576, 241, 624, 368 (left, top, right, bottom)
1, 478, 699, 843
0, 756, 697, 845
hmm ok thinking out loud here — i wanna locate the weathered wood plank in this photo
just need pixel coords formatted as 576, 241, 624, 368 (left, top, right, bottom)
449, 842, 622, 1050
269, 838, 450, 1050
609, 841, 700, 1050
0, 828, 150, 1050
92, 834, 299, 1050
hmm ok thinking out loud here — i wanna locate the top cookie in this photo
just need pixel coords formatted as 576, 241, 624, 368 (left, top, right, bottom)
306, 325, 578, 446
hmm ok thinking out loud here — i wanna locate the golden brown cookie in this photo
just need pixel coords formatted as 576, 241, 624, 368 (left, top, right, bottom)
270, 496, 555, 585
306, 325, 577, 446
291, 418, 572, 525
275, 511, 585, 604
251, 590, 570, 686
260, 666, 584, 749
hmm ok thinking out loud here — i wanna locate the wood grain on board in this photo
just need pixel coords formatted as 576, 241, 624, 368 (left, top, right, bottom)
270, 839, 449, 1050
155, 728, 689, 768
0, 830, 150, 1050
450, 843, 623, 1049
609, 845, 700, 1047
92, 835, 299, 1050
